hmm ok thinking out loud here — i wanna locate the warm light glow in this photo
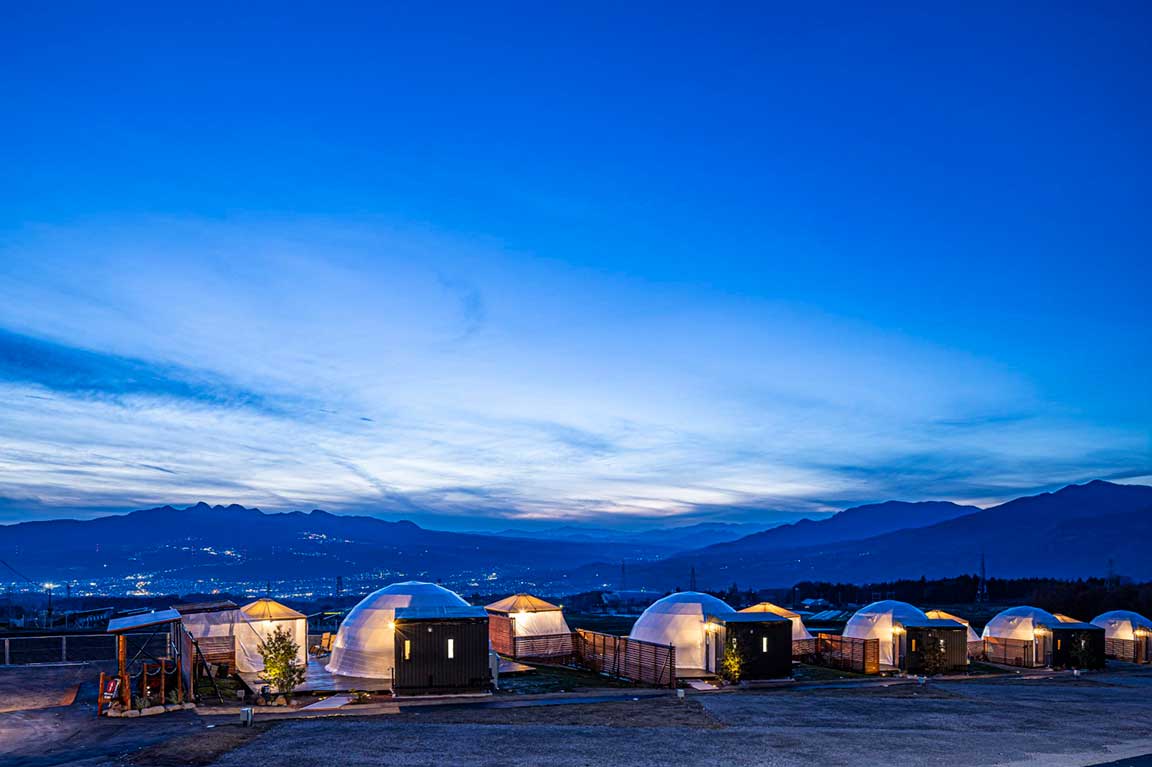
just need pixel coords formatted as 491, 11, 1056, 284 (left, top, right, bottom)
518, 610, 529, 619
388, 621, 396, 631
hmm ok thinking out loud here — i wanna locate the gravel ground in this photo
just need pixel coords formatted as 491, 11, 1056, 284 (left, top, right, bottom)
209, 669, 1152, 767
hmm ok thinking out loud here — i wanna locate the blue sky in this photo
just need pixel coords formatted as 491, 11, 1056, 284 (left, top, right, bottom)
0, 3, 1148, 529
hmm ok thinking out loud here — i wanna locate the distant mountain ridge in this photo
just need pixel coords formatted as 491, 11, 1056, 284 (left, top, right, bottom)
2, 481, 1148, 589
593, 481, 1152, 589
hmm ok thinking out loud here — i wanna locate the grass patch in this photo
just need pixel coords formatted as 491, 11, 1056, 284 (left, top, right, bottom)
499, 664, 638, 694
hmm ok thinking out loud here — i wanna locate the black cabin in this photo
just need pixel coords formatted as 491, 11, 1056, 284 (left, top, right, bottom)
715, 613, 792, 680
1049, 623, 1106, 669
392, 606, 492, 695
900, 619, 969, 674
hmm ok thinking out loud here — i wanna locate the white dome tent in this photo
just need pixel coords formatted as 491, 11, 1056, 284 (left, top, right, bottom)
485, 594, 571, 637
327, 581, 469, 679
739, 602, 813, 641
235, 598, 309, 674
629, 592, 735, 672
843, 600, 929, 668
981, 606, 1061, 642
1092, 610, 1152, 641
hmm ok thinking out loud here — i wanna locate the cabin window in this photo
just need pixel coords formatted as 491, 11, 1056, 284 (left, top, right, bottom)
404, 640, 411, 660
448, 638, 455, 659
1057, 639, 1062, 650
911, 639, 917, 652
762, 637, 767, 653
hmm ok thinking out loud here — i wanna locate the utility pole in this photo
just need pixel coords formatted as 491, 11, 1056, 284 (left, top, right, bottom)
620, 561, 627, 592
689, 566, 697, 592
976, 551, 989, 604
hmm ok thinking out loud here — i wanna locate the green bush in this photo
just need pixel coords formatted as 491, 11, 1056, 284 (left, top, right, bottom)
258, 625, 306, 697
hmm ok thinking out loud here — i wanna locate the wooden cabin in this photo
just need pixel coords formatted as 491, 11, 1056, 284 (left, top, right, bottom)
392, 606, 491, 696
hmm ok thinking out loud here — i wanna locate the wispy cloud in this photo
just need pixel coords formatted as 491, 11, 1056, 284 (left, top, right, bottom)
0, 327, 292, 415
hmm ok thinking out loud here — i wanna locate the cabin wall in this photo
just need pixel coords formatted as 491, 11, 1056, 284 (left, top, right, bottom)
904, 626, 968, 674
722, 620, 792, 679
1050, 628, 1106, 669
392, 618, 491, 695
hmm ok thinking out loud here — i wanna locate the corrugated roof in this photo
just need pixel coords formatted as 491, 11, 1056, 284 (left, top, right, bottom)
1052, 621, 1103, 631
900, 619, 966, 629
107, 609, 182, 633
239, 598, 305, 621
485, 593, 562, 613
715, 612, 789, 624
172, 600, 238, 615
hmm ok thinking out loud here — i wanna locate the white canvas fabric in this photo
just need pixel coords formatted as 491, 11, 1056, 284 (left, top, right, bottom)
843, 600, 929, 667
181, 609, 239, 641
924, 609, 981, 643
629, 592, 735, 670
234, 600, 308, 673
326, 581, 469, 679
511, 609, 570, 637
981, 606, 1060, 641
739, 603, 813, 641
1092, 610, 1152, 641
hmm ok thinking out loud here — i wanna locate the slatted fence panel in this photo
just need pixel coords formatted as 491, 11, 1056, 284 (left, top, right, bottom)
574, 629, 676, 688
513, 632, 574, 662
815, 633, 880, 674
488, 613, 515, 657
984, 637, 1036, 667
792, 638, 816, 659
1104, 637, 1148, 664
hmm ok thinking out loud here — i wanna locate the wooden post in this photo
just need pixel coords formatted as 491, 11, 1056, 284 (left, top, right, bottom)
96, 672, 106, 717
118, 634, 130, 709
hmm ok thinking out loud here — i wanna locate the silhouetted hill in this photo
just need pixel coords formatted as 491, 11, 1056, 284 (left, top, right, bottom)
597, 481, 1152, 589
0, 502, 669, 582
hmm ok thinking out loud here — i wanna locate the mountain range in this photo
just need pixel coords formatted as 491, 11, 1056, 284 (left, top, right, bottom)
0, 480, 1148, 590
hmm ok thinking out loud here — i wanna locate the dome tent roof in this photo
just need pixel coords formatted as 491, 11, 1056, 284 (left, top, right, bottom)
740, 601, 813, 641
1092, 610, 1152, 641
326, 581, 469, 679
981, 606, 1061, 641
925, 609, 980, 643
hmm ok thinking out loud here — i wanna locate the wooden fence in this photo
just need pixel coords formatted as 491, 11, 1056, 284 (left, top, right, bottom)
488, 613, 516, 657
814, 633, 880, 674
1105, 637, 1149, 664
574, 629, 676, 688
984, 637, 1036, 667
792, 638, 816, 659
968, 640, 985, 659
513, 633, 574, 662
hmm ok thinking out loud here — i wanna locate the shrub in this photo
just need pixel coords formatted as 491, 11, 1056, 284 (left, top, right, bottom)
259, 625, 306, 697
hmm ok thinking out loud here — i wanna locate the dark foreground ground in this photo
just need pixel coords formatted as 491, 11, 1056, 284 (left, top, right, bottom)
3, 663, 1152, 767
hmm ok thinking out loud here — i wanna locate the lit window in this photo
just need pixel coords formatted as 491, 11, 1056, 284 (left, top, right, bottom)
448, 638, 455, 659
762, 637, 767, 653
404, 640, 411, 660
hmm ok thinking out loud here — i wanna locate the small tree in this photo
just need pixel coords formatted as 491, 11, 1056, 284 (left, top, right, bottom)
719, 638, 742, 683
918, 635, 948, 676
259, 625, 306, 697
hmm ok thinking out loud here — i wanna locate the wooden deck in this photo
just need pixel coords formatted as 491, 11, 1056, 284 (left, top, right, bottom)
238, 656, 393, 694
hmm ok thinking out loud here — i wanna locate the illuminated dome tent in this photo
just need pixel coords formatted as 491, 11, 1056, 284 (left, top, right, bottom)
629, 592, 736, 671
843, 600, 930, 668
1093, 610, 1152, 641
485, 594, 571, 636
327, 581, 469, 679
740, 602, 813, 641
235, 598, 308, 674
1092, 610, 1152, 663
982, 606, 1105, 669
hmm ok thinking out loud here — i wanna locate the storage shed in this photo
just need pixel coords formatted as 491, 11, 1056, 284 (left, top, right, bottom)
327, 581, 469, 679
925, 608, 984, 657
1093, 610, 1152, 663
235, 598, 308, 674
714, 613, 793, 679
629, 592, 736, 673
392, 605, 491, 695
900, 619, 970, 674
